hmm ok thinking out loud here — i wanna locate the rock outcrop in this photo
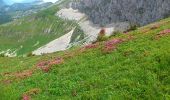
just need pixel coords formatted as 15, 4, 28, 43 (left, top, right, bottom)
71, 0, 170, 26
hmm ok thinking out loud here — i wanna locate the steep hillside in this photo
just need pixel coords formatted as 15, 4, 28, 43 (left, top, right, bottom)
0, 17, 169, 99
72, 0, 170, 26
0, 3, 84, 56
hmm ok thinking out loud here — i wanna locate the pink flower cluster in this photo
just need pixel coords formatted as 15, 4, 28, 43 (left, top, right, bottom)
36, 57, 64, 72
159, 29, 170, 34
22, 88, 41, 100
84, 43, 99, 49
22, 95, 30, 100
105, 38, 123, 46
50, 58, 64, 65
156, 29, 170, 39
102, 38, 124, 53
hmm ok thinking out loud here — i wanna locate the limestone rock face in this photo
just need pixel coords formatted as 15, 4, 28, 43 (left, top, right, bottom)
71, 0, 170, 26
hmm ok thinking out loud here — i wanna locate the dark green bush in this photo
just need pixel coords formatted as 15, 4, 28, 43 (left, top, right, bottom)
125, 23, 139, 32
0, 53, 5, 57
27, 52, 35, 57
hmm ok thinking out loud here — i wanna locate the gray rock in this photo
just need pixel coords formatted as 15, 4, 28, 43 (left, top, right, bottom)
71, 0, 170, 26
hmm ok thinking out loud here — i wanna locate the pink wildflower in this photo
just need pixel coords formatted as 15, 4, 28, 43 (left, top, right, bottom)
22, 95, 30, 100
84, 43, 98, 49
155, 29, 170, 39
105, 38, 123, 46
102, 45, 117, 53
49, 57, 64, 65
102, 38, 124, 53
36, 57, 64, 72
41, 66, 50, 73
36, 61, 50, 68
159, 29, 170, 34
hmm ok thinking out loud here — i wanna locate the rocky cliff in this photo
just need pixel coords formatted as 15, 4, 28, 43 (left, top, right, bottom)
71, 0, 170, 26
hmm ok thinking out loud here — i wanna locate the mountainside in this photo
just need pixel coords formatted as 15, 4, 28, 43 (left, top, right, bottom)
0, 3, 84, 56
0, 17, 170, 99
1, 0, 170, 57
0, 0, 170, 99
0, 0, 10, 24
71, 0, 170, 26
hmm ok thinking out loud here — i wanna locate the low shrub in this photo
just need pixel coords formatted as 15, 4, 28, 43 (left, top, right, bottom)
124, 23, 139, 33
0, 53, 5, 57
96, 28, 108, 42
110, 31, 122, 37
27, 53, 35, 57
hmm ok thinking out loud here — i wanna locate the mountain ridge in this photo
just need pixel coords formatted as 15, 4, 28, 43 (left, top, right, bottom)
0, 3, 84, 56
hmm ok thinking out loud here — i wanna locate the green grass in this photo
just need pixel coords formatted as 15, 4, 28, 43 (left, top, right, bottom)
0, 4, 84, 56
0, 17, 170, 99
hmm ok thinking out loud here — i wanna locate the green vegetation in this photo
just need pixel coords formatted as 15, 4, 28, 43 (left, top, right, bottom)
96, 29, 108, 42
0, 4, 84, 56
0, 17, 169, 99
0, 13, 12, 24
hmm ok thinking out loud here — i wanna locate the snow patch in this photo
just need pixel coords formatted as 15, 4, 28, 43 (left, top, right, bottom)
57, 8, 86, 21
56, 8, 129, 43
32, 29, 75, 55
0, 49, 17, 57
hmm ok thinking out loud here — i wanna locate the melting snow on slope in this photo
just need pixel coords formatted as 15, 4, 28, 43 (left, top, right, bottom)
56, 8, 130, 43
32, 29, 74, 55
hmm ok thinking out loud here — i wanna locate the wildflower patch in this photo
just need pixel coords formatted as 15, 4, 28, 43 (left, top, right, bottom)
36, 57, 64, 72
155, 29, 170, 39
22, 88, 41, 100
2, 69, 33, 79
102, 38, 124, 53
22, 95, 31, 100
84, 43, 99, 49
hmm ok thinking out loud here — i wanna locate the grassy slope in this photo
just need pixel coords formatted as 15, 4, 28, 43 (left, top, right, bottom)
0, 18, 170, 99
0, 3, 84, 56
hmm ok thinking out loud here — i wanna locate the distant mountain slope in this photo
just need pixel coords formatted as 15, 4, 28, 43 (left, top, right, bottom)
0, 0, 11, 24
72, 0, 170, 26
0, 1, 52, 24
0, 4, 84, 56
